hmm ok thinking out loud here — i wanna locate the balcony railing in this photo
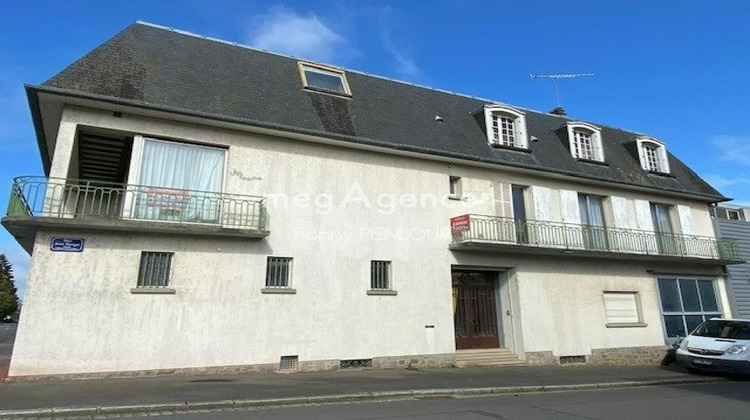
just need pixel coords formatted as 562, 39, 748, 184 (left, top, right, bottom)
451, 214, 741, 261
6, 176, 268, 231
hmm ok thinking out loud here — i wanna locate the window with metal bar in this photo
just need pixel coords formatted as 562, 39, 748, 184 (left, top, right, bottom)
370, 261, 391, 290
137, 252, 173, 288
265, 257, 292, 288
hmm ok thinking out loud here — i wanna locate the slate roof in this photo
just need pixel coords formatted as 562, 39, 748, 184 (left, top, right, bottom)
31, 21, 726, 201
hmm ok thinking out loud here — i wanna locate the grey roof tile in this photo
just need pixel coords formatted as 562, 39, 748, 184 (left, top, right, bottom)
39, 22, 725, 201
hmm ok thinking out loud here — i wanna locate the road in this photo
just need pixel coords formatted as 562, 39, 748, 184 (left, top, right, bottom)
161, 381, 750, 420
0, 322, 16, 380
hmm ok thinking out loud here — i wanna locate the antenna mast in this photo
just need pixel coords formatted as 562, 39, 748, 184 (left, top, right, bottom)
530, 73, 594, 107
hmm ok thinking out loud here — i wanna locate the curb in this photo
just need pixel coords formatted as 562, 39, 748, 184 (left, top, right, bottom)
0, 376, 727, 419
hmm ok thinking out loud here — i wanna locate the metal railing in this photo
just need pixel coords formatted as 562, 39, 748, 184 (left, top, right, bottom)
452, 214, 741, 261
7, 176, 268, 231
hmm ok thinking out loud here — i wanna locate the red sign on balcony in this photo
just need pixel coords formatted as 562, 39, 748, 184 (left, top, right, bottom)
450, 214, 471, 234
146, 188, 190, 210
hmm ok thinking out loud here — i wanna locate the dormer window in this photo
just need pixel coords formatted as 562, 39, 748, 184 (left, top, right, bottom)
636, 137, 670, 174
298, 62, 351, 96
566, 122, 604, 162
483, 105, 528, 149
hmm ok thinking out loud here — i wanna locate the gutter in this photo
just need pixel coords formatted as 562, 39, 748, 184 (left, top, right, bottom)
25, 86, 50, 176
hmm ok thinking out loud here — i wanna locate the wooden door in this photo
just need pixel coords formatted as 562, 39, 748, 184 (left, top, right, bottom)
453, 271, 500, 349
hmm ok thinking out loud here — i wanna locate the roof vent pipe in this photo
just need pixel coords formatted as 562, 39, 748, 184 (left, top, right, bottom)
549, 107, 567, 116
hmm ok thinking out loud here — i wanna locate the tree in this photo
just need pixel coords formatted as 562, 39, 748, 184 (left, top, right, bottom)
0, 254, 19, 320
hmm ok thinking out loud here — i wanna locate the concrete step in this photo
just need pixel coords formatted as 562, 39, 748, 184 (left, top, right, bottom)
455, 348, 523, 368
456, 360, 526, 367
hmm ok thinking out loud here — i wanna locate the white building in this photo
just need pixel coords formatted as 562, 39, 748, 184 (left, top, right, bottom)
2, 22, 743, 379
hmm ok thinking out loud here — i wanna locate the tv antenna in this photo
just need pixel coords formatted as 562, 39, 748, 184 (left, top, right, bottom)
530, 73, 595, 107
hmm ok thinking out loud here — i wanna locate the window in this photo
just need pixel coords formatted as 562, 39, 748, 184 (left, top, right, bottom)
449, 176, 462, 199
579, 194, 607, 250
137, 252, 173, 288
135, 138, 226, 224
265, 257, 292, 288
650, 202, 679, 255
566, 122, 603, 162
483, 105, 528, 149
636, 137, 670, 174
299, 62, 351, 95
370, 260, 392, 290
512, 185, 528, 243
656, 277, 721, 343
603, 292, 643, 326
573, 130, 594, 160
714, 207, 744, 221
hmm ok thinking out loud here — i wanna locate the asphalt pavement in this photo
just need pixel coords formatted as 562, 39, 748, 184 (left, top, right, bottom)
0, 363, 732, 418
0, 323, 16, 381
161, 381, 750, 420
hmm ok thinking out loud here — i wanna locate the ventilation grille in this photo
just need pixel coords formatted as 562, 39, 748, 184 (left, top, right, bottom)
279, 355, 299, 371
559, 355, 587, 365
340, 359, 373, 369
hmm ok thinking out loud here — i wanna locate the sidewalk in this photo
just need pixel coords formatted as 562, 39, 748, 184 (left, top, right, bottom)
0, 364, 726, 418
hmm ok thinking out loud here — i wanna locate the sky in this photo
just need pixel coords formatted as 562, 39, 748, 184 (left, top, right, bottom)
1, 1, 749, 298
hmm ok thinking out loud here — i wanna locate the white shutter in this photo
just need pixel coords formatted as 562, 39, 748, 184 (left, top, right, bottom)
593, 132, 604, 161
604, 292, 640, 324
676, 205, 694, 235
658, 146, 671, 173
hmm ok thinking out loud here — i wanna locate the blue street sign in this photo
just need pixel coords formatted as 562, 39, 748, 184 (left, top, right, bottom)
50, 237, 85, 252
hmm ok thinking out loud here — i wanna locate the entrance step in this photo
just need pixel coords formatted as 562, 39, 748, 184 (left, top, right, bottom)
455, 348, 524, 367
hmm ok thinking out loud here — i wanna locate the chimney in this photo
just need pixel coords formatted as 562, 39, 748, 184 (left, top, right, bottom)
549, 107, 567, 116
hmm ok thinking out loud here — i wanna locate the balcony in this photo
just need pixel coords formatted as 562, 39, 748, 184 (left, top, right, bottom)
3, 176, 269, 252
450, 214, 742, 265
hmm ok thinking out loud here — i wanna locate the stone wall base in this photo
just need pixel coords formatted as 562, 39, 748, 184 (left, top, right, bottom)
6, 353, 456, 382
525, 346, 668, 366
588, 345, 669, 366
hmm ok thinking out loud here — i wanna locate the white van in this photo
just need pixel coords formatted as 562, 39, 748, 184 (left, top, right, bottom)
676, 318, 750, 375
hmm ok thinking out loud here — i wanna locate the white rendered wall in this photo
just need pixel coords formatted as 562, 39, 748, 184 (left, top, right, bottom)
9, 105, 727, 375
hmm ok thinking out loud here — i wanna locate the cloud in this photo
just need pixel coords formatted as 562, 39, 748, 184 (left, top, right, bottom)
247, 7, 347, 63
712, 135, 750, 166
703, 173, 750, 189
377, 7, 424, 81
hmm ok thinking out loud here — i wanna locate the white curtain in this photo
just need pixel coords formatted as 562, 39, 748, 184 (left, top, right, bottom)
135, 139, 225, 223
579, 195, 607, 250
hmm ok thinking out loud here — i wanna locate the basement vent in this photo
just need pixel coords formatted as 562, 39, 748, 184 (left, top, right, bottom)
279, 355, 299, 371
559, 355, 587, 365
340, 358, 373, 369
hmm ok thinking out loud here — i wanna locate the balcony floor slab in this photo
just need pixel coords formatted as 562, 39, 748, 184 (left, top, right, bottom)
449, 240, 744, 266
2, 216, 269, 254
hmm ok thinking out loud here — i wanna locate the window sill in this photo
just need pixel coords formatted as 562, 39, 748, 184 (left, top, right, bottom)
606, 322, 648, 328
367, 290, 398, 296
131, 288, 176, 295
575, 158, 609, 166
490, 143, 531, 153
261, 288, 297, 294
448, 195, 462, 201
646, 170, 674, 178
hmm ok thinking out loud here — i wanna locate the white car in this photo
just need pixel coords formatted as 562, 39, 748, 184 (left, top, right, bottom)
676, 318, 750, 375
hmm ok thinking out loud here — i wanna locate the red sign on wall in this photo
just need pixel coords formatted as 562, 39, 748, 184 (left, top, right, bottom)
450, 214, 471, 234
